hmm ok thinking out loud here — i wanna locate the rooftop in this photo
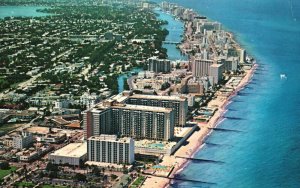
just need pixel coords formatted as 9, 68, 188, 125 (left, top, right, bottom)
130, 94, 187, 102
88, 135, 132, 143
50, 142, 87, 158
93, 101, 173, 113
112, 104, 173, 113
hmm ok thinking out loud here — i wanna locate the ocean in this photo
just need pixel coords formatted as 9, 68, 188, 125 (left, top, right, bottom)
151, 0, 300, 187
1, 2, 300, 187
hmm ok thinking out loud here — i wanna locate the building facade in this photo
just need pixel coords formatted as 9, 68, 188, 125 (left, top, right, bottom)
87, 135, 134, 165
12, 131, 33, 149
148, 57, 171, 73
83, 100, 175, 141
209, 63, 224, 85
126, 94, 188, 127
192, 59, 214, 78
49, 142, 87, 166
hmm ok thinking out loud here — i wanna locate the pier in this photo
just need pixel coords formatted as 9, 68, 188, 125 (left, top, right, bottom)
175, 156, 225, 164
204, 142, 233, 147
223, 116, 245, 120
208, 127, 244, 133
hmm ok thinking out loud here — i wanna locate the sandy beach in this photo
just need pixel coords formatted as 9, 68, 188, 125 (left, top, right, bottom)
141, 64, 257, 188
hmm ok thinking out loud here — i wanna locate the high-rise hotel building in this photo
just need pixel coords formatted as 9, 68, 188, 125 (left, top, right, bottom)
192, 58, 214, 78
148, 57, 171, 73
83, 99, 175, 141
87, 135, 134, 164
125, 94, 188, 127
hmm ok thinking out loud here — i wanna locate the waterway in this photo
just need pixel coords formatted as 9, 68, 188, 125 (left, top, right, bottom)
153, 0, 300, 187
0, 6, 50, 18
117, 9, 186, 92
155, 9, 187, 61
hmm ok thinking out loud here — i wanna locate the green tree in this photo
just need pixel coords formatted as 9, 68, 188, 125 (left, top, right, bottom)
74, 173, 86, 182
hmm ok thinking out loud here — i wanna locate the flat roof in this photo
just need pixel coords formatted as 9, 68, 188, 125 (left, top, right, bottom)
26, 126, 49, 134
113, 104, 173, 113
89, 135, 132, 143
92, 103, 172, 113
50, 142, 87, 158
130, 94, 186, 102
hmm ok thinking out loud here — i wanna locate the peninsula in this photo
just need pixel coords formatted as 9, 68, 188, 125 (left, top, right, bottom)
0, 1, 257, 187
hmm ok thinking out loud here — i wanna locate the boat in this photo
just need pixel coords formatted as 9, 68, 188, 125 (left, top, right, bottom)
280, 74, 287, 79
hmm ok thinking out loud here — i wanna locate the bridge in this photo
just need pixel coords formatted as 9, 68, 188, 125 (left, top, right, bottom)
162, 41, 181, 44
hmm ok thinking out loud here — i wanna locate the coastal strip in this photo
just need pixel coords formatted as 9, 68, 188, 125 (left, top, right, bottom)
142, 2, 257, 188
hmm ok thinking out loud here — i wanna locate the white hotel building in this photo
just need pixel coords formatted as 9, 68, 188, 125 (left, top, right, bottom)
87, 135, 134, 165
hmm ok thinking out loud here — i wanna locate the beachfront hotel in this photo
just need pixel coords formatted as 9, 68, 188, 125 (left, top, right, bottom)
87, 135, 134, 164
209, 63, 224, 85
83, 98, 175, 141
192, 58, 214, 78
124, 93, 188, 127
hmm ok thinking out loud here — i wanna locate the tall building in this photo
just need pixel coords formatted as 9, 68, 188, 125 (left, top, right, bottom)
197, 21, 221, 33
83, 100, 175, 141
87, 135, 134, 164
209, 64, 224, 85
12, 131, 33, 149
148, 57, 171, 73
239, 49, 246, 63
126, 94, 188, 127
192, 58, 214, 78
83, 108, 113, 139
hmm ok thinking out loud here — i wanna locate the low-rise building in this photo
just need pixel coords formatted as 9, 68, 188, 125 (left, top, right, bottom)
49, 142, 87, 166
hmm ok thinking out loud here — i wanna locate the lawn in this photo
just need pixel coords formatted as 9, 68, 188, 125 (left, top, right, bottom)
0, 166, 17, 180
130, 176, 146, 188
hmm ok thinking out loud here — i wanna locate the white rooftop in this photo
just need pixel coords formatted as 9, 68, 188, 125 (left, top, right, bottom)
50, 142, 87, 158
130, 94, 186, 102
88, 135, 132, 143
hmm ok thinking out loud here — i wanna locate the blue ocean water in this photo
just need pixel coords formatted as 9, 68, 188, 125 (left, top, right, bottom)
0, 6, 50, 18
153, 0, 300, 187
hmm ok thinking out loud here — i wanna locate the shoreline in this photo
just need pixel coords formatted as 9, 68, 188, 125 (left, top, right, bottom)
170, 63, 257, 180
141, 64, 257, 188
159, 64, 257, 188
142, 3, 258, 188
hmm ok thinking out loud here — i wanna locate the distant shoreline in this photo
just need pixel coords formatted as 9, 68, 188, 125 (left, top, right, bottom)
142, 3, 257, 188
